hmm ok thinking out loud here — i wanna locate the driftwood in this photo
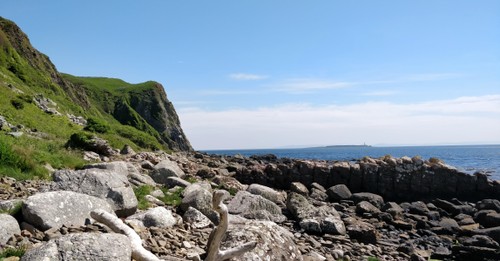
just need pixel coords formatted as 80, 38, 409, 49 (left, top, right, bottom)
205, 190, 257, 261
90, 209, 160, 261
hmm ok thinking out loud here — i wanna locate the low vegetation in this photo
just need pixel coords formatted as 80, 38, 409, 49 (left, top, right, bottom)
134, 185, 184, 210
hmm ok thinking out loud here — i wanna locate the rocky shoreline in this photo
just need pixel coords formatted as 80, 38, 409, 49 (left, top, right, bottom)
1, 150, 500, 260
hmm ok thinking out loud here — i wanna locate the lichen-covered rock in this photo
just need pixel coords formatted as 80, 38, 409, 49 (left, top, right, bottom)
22, 191, 114, 231
182, 206, 212, 228
0, 214, 20, 244
228, 191, 286, 223
53, 168, 137, 217
21, 232, 131, 261
222, 217, 303, 261
290, 182, 309, 196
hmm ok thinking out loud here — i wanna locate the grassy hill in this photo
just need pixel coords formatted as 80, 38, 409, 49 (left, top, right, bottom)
0, 16, 191, 180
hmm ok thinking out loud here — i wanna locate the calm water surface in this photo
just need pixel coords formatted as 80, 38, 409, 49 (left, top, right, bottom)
204, 145, 500, 180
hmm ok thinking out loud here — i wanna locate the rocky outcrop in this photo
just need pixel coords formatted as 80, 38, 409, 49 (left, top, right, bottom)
21, 233, 131, 261
234, 156, 500, 202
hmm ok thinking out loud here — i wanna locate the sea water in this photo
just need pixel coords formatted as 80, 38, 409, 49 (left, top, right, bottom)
204, 145, 500, 180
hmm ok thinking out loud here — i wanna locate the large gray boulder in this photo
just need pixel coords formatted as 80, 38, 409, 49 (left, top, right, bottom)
228, 191, 286, 223
0, 214, 21, 244
180, 182, 218, 223
150, 159, 185, 184
53, 168, 137, 217
247, 183, 286, 205
21, 232, 131, 261
126, 207, 177, 229
286, 192, 345, 235
222, 217, 303, 261
22, 191, 114, 231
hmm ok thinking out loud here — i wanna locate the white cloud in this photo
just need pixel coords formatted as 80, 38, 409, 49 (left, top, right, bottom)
178, 95, 500, 150
362, 90, 398, 96
273, 78, 354, 93
229, 73, 268, 81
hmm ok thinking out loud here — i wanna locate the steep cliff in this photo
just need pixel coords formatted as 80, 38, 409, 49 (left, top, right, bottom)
0, 16, 192, 154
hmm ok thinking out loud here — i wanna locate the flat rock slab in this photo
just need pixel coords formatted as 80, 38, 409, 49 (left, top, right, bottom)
22, 191, 114, 231
53, 168, 137, 217
21, 232, 131, 261
0, 214, 21, 244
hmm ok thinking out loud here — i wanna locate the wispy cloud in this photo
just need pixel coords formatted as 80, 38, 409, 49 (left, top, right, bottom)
178, 95, 500, 150
273, 78, 354, 93
403, 73, 462, 82
362, 90, 398, 96
229, 73, 268, 81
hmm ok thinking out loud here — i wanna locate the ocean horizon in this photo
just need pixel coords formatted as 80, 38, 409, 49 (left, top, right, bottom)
203, 144, 500, 180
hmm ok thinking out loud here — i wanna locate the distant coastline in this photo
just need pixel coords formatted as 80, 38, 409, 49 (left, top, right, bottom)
322, 144, 372, 148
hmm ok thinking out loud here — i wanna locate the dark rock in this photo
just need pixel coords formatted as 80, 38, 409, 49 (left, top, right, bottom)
309, 188, 328, 201
475, 210, 500, 228
409, 201, 430, 216
477, 199, 500, 212
382, 202, 404, 219
345, 217, 379, 244
356, 201, 381, 216
351, 192, 384, 208
326, 184, 352, 202
461, 235, 500, 248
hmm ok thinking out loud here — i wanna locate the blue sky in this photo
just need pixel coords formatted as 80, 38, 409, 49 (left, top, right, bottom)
2, 1, 500, 149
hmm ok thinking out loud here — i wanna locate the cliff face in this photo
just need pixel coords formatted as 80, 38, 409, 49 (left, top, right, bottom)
0, 16, 192, 151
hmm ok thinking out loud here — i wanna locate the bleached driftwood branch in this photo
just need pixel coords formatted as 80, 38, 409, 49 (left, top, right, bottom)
91, 209, 160, 261
205, 190, 257, 261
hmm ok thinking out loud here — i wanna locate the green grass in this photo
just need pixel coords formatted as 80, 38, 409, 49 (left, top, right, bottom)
0, 247, 25, 260
134, 185, 154, 210
0, 201, 22, 215
134, 185, 184, 210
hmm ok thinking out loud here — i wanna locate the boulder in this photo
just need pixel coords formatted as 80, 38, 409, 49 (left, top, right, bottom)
408, 201, 430, 216
222, 217, 303, 261
228, 191, 286, 223
180, 183, 218, 223
476, 199, 500, 212
326, 184, 352, 202
290, 182, 309, 196
310, 188, 328, 201
21, 232, 131, 261
164, 176, 191, 188
286, 192, 345, 235
344, 217, 379, 244
125, 207, 177, 229
247, 183, 286, 205
150, 159, 185, 184
461, 235, 500, 249
475, 210, 500, 228
381, 202, 404, 219
474, 226, 500, 245
22, 191, 114, 231
182, 207, 212, 228
0, 214, 21, 245
53, 168, 137, 217
351, 192, 384, 208
356, 201, 381, 215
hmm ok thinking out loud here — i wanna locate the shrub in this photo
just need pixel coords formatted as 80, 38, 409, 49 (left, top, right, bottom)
66, 132, 94, 150
0, 246, 26, 259
84, 117, 110, 133
10, 98, 24, 109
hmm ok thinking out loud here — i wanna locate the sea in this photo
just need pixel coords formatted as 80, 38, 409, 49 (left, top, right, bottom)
203, 145, 500, 180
